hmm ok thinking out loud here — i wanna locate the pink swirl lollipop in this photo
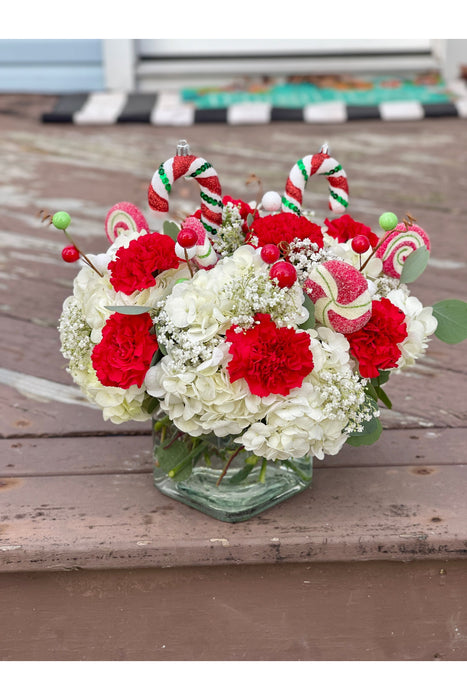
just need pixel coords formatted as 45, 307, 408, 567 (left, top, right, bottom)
148, 140, 223, 237
105, 202, 150, 243
376, 223, 431, 278
304, 260, 372, 334
282, 144, 349, 216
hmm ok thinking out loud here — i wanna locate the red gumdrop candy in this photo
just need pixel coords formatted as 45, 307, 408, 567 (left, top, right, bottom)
61, 245, 80, 262
177, 228, 199, 248
351, 235, 371, 254
269, 261, 297, 288
261, 244, 281, 264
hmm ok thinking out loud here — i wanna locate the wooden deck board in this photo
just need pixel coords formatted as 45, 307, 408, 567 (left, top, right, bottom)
1, 96, 467, 660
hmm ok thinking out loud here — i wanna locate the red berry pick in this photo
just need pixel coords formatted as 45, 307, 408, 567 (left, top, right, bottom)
269, 261, 297, 288
177, 227, 198, 249
351, 235, 371, 254
62, 245, 80, 263
261, 244, 281, 264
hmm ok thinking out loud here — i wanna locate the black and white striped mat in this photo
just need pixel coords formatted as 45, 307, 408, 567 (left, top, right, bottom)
42, 90, 467, 125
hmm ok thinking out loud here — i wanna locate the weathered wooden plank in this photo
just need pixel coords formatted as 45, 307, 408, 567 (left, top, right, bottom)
1, 560, 466, 661
1, 427, 466, 479
0, 384, 149, 438
1, 462, 466, 573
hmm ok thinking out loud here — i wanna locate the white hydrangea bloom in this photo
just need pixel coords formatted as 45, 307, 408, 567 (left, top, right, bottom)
59, 228, 185, 423
64, 356, 150, 424
386, 288, 438, 369
145, 345, 276, 437
236, 327, 370, 461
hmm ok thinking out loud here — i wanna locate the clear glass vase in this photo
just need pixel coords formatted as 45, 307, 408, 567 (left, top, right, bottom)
152, 416, 313, 523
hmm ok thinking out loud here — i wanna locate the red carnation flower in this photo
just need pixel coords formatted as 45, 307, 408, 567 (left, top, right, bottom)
324, 214, 379, 248
346, 298, 408, 378
226, 313, 314, 397
91, 312, 158, 389
109, 232, 179, 295
247, 212, 324, 250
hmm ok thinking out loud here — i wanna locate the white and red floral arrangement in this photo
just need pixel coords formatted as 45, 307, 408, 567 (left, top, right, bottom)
54, 140, 467, 483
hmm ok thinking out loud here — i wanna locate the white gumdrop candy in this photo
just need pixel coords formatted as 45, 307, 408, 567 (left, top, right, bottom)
175, 242, 197, 260
261, 191, 282, 212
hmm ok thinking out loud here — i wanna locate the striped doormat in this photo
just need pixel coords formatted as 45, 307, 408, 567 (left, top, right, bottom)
42, 86, 467, 125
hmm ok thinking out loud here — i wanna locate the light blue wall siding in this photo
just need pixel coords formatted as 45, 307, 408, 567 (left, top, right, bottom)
0, 40, 105, 92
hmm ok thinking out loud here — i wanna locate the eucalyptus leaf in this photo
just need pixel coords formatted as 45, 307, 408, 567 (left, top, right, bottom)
142, 395, 159, 415
432, 299, 467, 344
163, 220, 181, 241
346, 418, 382, 446
400, 245, 430, 284
246, 213, 254, 226
105, 305, 153, 315
299, 296, 316, 330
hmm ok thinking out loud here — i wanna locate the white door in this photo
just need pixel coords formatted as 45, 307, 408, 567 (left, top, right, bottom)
135, 39, 437, 91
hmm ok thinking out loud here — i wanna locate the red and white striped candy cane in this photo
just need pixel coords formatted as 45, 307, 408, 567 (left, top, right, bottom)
148, 140, 223, 237
282, 144, 349, 216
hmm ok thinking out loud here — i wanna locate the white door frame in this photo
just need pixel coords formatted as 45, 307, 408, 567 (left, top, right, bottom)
102, 39, 467, 92
103, 39, 136, 91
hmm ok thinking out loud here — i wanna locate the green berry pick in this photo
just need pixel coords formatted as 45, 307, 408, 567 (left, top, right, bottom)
378, 212, 398, 232
52, 211, 71, 230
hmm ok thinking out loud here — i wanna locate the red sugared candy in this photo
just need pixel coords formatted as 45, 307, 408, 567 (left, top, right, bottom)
261, 244, 280, 264
304, 260, 372, 334
351, 235, 371, 254
61, 245, 80, 263
269, 261, 297, 288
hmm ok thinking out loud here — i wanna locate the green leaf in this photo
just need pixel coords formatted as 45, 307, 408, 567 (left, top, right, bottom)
374, 385, 392, 410
299, 296, 316, 330
229, 462, 255, 485
150, 348, 162, 367
142, 394, 159, 414
399, 245, 430, 284
432, 299, 467, 344
370, 369, 390, 386
246, 213, 254, 227
346, 418, 383, 446
163, 220, 181, 241
155, 438, 206, 482
364, 382, 379, 402
105, 305, 153, 315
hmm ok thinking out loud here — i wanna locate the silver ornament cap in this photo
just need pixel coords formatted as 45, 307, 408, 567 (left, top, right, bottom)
176, 139, 191, 156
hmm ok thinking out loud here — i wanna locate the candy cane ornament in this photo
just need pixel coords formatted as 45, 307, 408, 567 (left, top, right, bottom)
105, 202, 150, 243
282, 144, 349, 216
148, 140, 223, 237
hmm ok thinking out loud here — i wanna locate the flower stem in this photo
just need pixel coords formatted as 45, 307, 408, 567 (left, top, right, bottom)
63, 229, 104, 277
258, 458, 268, 483
216, 445, 244, 487
359, 229, 391, 273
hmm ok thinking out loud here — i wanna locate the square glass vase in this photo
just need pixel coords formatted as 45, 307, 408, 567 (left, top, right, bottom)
152, 417, 313, 523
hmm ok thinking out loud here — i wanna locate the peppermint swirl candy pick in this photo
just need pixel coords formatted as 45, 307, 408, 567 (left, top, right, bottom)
105, 202, 150, 243
376, 224, 431, 279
